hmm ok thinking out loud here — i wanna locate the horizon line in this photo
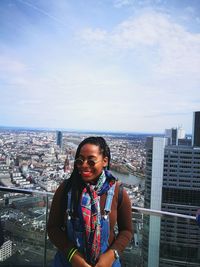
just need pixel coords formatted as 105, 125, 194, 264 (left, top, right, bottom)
0, 125, 166, 136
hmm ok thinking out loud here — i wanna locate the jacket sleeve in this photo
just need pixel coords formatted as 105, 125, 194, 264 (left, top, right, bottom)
110, 185, 133, 254
47, 181, 75, 254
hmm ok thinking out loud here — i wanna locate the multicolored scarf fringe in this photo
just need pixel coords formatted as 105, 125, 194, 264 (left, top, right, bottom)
80, 170, 115, 265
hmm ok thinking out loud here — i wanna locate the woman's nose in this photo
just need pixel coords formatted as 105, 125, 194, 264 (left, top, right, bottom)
82, 160, 89, 167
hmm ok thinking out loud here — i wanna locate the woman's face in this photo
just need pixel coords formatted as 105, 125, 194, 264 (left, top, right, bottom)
76, 143, 108, 183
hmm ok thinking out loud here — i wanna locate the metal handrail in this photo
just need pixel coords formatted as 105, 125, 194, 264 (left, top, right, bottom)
0, 185, 196, 220
0, 185, 54, 196
132, 206, 196, 220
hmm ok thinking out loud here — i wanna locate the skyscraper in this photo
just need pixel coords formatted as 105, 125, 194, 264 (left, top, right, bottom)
165, 126, 186, 146
56, 131, 63, 149
192, 111, 200, 147
143, 137, 168, 267
143, 112, 200, 267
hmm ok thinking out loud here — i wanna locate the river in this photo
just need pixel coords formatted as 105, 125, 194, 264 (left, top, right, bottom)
110, 170, 145, 186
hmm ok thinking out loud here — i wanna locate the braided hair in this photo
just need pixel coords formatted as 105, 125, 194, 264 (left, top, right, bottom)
67, 136, 111, 214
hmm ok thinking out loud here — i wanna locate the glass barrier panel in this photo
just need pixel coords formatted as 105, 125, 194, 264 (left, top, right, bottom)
120, 210, 199, 267
46, 195, 56, 267
1, 187, 198, 267
0, 189, 53, 267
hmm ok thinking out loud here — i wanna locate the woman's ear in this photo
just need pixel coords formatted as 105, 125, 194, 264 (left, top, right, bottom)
103, 156, 108, 168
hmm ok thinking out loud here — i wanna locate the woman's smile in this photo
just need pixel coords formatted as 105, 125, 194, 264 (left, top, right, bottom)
80, 170, 93, 177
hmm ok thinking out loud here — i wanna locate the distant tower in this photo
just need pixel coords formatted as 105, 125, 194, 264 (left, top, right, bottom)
56, 131, 63, 149
177, 125, 185, 140
165, 128, 178, 145
192, 111, 200, 147
165, 126, 185, 146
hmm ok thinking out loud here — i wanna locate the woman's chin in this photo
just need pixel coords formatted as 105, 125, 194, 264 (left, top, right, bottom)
81, 174, 98, 183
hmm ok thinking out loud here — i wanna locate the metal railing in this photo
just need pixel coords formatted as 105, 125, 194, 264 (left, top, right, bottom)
132, 206, 196, 220
0, 186, 198, 267
0, 186, 196, 220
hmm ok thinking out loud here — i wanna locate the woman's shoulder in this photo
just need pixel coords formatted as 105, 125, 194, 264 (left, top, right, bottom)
111, 181, 123, 208
54, 179, 69, 197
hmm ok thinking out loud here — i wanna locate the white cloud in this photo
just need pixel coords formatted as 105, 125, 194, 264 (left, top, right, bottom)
80, 28, 107, 42
18, 99, 42, 105
1, 3, 200, 133
0, 56, 27, 73
79, 11, 200, 79
113, 0, 132, 8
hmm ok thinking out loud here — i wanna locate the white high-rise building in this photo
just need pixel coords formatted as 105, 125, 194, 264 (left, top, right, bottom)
177, 126, 185, 140
0, 240, 12, 262
144, 112, 200, 267
144, 137, 168, 267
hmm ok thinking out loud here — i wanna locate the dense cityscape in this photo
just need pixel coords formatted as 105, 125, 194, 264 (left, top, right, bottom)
0, 129, 147, 190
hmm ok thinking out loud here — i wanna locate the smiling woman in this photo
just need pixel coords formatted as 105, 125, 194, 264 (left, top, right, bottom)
47, 136, 132, 267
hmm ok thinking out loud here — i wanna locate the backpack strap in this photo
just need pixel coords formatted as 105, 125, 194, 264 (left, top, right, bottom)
104, 182, 116, 213
67, 190, 72, 220
61, 179, 72, 221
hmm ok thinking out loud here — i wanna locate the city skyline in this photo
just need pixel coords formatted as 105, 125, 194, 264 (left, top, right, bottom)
0, 0, 200, 133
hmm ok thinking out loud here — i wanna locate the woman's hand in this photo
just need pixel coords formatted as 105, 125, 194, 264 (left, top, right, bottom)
94, 249, 115, 267
71, 251, 92, 267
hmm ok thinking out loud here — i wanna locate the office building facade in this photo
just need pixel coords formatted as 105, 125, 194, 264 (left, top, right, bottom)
143, 111, 200, 267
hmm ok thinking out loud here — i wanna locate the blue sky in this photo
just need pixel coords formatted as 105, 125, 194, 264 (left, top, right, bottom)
0, 0, 200, 133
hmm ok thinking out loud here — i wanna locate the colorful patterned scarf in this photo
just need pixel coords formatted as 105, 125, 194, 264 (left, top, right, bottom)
80, 170, 115, 265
